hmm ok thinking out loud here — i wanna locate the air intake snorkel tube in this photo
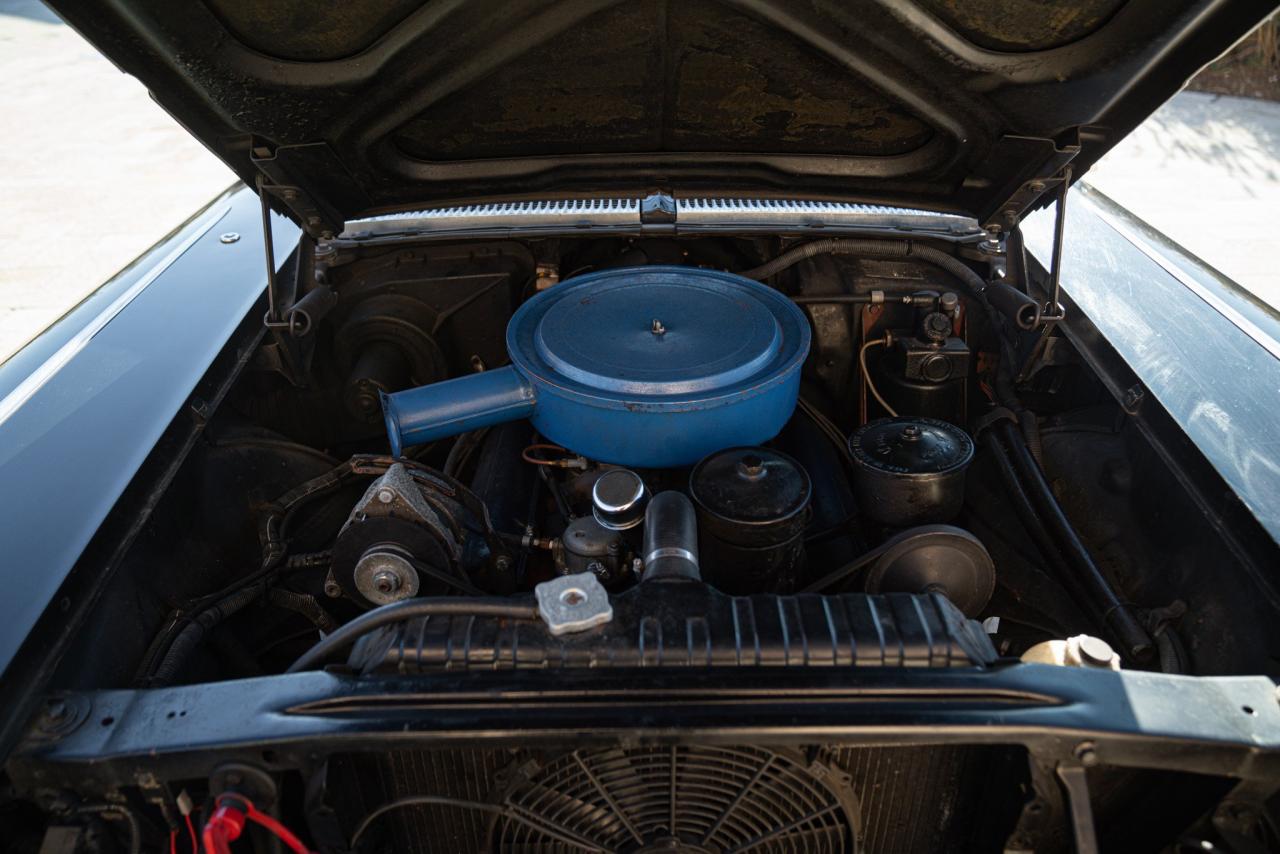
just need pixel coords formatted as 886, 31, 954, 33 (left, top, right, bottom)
641, 491, 701, 582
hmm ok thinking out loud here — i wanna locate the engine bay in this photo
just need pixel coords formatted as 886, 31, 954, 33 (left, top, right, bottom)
105, 234, 1128, 685
10, 227, 1280, 853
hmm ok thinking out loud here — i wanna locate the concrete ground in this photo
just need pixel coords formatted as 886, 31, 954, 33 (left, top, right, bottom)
1086, 91, 1280, 308
0, 0, 233, 364
0, 5, 1277, 365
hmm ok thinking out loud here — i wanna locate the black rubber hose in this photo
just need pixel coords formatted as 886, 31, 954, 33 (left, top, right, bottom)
268, 588, 340, 633
739, 238, 908, 280
740, 238, 990, 301
906, 244, 990, 297
76, 805, 143, 854
985, 282, 1042, 329
997, 421, 1153, 661
149, 584, 263, 685
1155, 626, 1187, 675
983, 432, 1098, 629
286, 597, 540, 673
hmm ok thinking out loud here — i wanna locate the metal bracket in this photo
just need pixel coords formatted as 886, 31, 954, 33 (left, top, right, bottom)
978, 132, 1081, 233
639, 191, 676, 226
1056, 761, 1099, 854
248, 140, 347, 239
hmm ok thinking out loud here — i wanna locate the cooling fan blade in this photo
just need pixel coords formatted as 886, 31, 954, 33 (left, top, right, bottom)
490, 745, 859, 853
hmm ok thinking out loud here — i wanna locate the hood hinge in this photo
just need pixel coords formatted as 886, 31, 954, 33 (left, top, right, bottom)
980, 131, 1083, 234
250, 141, 346, 240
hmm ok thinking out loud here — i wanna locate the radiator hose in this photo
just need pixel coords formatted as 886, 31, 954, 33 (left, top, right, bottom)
739, 238, 988, 299
287, 597, 539, 673
994, 420, 1153, 662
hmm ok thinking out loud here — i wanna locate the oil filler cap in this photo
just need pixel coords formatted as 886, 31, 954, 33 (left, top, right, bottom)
592, 469, 649, 531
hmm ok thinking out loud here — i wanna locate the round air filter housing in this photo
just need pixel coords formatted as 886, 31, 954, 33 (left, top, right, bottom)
382, 266, 810, 467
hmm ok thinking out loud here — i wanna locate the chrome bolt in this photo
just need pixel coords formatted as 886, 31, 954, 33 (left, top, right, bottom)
376, 488, 395, 504
219, 232, 240, 244
371, 569, 401, 595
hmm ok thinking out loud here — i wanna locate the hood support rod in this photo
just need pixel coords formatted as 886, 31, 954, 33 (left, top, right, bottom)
256, 175, 291, 332
1039, 165, 1071, 327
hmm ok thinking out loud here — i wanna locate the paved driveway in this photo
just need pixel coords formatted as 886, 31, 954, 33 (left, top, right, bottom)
0, 0, 233, 364
0, 3, 1276, 366
1087, 91, 1280, 309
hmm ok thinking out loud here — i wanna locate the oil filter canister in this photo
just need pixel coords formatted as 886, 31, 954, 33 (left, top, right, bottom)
848, 417, 974, 527
689, 447, 811, 593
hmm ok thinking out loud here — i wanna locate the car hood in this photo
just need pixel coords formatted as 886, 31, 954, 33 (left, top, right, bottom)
48, 0, 1271, 235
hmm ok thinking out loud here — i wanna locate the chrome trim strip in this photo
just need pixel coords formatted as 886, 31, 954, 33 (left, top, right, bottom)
343, 197, 640, 237
341, 196, 980, 239
676, 197, 980, 234
1083, 196, 1280, 363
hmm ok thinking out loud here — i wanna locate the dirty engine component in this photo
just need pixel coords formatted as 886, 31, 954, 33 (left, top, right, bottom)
689, 446, 811, 593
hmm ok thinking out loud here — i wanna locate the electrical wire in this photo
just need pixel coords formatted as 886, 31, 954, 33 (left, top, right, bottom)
203, 793, 314, 854
429, 277, 511, 335
443, 427, 490, 478
140, 455, 504, 684
521, 443, 588, 469
349, 797, 506, 850
859, 338, 898, 417
349, 796, 604, 852
794, 398, 857, 477
286, 597, 540, 672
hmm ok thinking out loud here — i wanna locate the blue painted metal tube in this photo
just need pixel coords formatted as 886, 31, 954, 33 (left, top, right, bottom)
381, 365, 536, 457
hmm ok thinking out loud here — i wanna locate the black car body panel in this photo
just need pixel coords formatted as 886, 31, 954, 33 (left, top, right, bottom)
0, 187, 296, 701
1023, 188, 1280, 551
43, 0, 1278, 231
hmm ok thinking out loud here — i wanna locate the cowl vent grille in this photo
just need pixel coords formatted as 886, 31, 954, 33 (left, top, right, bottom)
343, 198, 640, 237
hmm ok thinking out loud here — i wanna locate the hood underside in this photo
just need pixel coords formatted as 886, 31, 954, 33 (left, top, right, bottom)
49, 0, 1274, 235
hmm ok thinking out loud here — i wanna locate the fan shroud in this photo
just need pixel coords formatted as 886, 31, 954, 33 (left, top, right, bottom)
489, 745, 860, 853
